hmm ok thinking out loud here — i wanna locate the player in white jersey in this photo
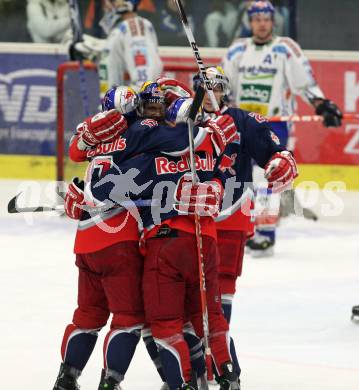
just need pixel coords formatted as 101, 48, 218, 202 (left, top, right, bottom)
222, 0, 342, 257
73, 0, 163, 91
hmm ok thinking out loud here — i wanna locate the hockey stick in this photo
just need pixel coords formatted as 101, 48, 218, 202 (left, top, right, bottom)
68, 0, 90, 117
187, 85, 214, 381
173, 0, 214, 381
8, 192, 156, 214
268, 113, 359, 122
173, 0, 220, 116
279, 189, 318, 221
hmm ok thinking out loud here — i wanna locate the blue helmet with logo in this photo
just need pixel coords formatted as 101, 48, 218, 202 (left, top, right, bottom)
139, 82, 165, 105
138, 81, 166, 118
165, 97, 193, 124
247, 1, 275, 19
102, 86, 138, 114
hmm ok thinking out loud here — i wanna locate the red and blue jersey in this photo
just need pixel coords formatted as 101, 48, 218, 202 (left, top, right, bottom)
71, 116, 214, 253
89, 150, 223, 241
214, 106, 283, 232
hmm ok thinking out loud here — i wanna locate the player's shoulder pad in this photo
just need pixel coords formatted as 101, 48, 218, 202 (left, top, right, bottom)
226, 38, 249, 61
224, 106, 243, 123
278, 36, 303, 58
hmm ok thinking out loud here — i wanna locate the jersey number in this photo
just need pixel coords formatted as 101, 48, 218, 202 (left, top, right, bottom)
86, 156, 113, 182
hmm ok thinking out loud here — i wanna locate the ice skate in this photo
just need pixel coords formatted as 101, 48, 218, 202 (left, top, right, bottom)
178, 384, 196, 390
53, 363, 81, 390
246, 233, 274, 258
197, 374, 209, 390
352, 305, 359, 322
98, 369, 123, 390
218, 362, 240, 390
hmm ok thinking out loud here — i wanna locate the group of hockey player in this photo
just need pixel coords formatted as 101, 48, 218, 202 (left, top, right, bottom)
51, 1, 346, 389
53, 67, 297, 390
73, 0, 342, 258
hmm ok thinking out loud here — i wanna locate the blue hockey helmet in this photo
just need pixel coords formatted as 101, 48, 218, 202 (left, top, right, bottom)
247, 1, 275, 19
138, 81, 166, 118
165, 97, 193, 124
139, 81, 165, 105
102, 86, 138, 113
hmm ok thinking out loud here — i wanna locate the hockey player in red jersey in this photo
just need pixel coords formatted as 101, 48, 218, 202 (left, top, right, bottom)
190, 65, 298, 383
71, 82, 241, 389
53, 80, 238, 390
87, 127, 241, 389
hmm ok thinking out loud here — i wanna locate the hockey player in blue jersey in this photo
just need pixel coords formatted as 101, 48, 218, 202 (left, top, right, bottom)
185, 65, 298, 385
86, 111, 240, 390
54, 80, 238, 390
81, 71, 297, 389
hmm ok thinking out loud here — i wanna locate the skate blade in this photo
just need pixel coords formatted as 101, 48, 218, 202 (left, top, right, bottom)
208, 379, 219, 387
250, 247, 274, 258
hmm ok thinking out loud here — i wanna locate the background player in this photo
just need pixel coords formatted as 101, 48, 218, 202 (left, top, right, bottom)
73, 0, 163, 91
222, 0, 342, 257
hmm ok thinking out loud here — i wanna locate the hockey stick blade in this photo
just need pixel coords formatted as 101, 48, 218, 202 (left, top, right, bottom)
8, 193, 65, 214
8, 193, 158, 214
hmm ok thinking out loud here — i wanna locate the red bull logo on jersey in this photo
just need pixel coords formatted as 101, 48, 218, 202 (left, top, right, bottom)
155, 154, 216, 175
87, 136, 127, 158
219, 153, 237, 176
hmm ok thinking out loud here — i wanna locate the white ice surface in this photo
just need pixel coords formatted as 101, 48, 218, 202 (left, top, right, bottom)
0, 180, 358, 389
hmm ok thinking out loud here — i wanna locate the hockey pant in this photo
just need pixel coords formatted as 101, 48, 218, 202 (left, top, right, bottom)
143, 231, 231, 390
61, 240, 144, 378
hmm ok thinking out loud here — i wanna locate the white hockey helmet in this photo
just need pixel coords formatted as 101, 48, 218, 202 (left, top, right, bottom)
193, 66, 230, 97
100, 0, 141, 34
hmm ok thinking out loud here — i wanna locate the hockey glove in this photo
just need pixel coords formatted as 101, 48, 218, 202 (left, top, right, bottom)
157, 77, 194, 105
69, 34, 105, 62
314, 98, 343, 127
102, 86, 139, 114
205, 114, 239, 155
64, 177, 85, 220
264, 151, 298, 193
174, 173, 224, 218
78, 109, 128, 150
